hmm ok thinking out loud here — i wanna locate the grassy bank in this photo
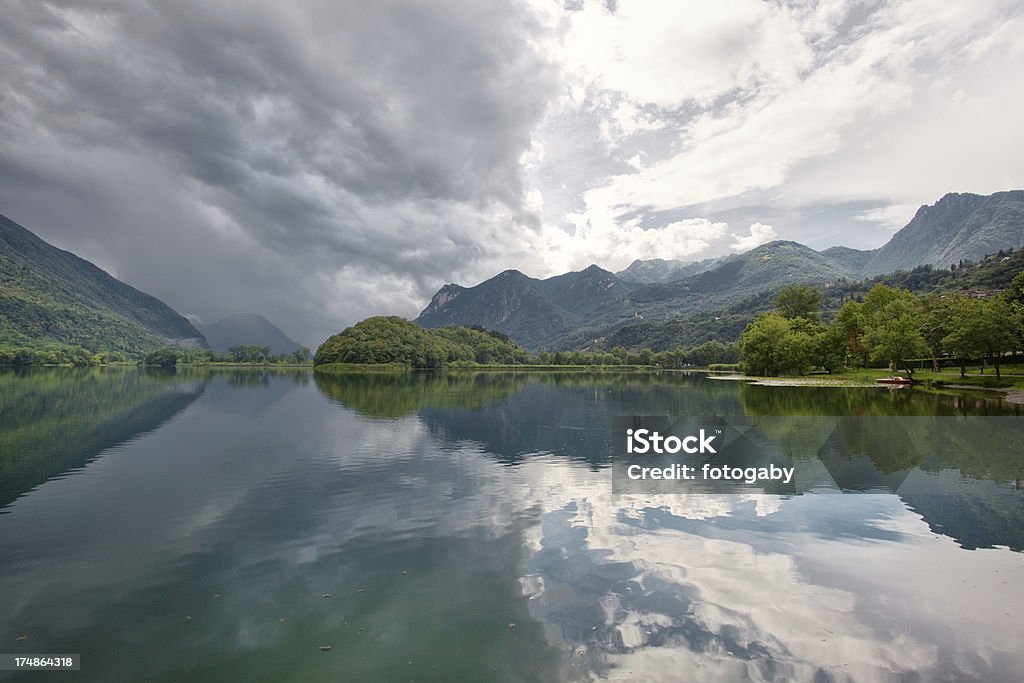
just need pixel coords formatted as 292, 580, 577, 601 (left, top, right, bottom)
715, 365, 1024, 392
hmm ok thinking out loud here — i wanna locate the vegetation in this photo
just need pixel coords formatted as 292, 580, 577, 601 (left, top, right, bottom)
0, 343, 111, 367
739, 281, 1024, 378
1, 213, 203, 354
313, 316, 744, 370
314, 317, 529, 368
141, 346, 311, 367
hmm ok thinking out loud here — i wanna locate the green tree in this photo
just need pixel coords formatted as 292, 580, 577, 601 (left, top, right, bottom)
776, 284, 822, 321
920, 295, 955, 372
740, 313, 813, 376
144, 347, 179, 366
812, 324, 848, 373
863, 298, 927, 376
1006, 271, 1024, 308
835, 300, 868, 367
944, 297, 1020, 378
943, 296, 982, 377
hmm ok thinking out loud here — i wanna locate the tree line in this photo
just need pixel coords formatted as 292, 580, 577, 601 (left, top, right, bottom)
144, 346, 311, 366
0, 343, 312, 367
740, 272, 1024, 377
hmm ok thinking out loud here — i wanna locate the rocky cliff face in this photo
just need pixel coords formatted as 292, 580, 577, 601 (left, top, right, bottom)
861, 191, 1024, 276
420, 283, 465, 318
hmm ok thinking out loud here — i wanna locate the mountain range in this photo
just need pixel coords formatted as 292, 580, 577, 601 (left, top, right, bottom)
416, 191, 1024, 350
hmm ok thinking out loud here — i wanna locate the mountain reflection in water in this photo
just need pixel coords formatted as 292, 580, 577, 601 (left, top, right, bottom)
0, 368, 1020, 682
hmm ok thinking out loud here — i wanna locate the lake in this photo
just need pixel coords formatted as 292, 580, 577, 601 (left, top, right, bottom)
1, 367, 1023, 682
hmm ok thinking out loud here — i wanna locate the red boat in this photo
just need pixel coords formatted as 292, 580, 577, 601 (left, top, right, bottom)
875, 376, 912, 385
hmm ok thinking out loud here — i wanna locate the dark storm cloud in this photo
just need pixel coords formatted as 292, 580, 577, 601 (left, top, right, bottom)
0, 0, 557, 344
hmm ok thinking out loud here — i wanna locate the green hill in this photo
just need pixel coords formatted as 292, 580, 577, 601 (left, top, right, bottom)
0, 213, 204, 356
314, 316, 531, 368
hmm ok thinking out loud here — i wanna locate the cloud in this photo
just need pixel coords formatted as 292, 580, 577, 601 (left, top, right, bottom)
853, 204, 920, 232
540, 215, 728, 273
730, 222, 777, 251
1, 0, 1023, 342
0, 0, 558, 344
530, 0, 1024, 257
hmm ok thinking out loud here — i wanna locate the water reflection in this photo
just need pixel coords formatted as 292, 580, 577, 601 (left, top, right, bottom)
0, 369, 1021, 681
316, 371, 1024, 552
0, 367, 207, 508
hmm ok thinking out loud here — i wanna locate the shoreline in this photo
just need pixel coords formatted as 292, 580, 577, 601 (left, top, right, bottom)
711, 372, 1024, 403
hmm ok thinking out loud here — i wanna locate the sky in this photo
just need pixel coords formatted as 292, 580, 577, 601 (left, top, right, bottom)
2, 0, 1023, 346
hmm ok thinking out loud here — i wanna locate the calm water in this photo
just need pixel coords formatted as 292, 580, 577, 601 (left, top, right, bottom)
1, 368, 1023, 682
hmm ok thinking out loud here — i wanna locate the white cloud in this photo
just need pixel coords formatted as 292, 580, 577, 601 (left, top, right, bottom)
558, 0, 813, 109
853, 204, 919, 232
537, 214, 727, 274
730, 222, 777, 251
522, 0, 1024, 270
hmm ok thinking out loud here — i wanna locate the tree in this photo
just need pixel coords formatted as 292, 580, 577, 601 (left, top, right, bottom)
144, 347, 179, 366
740, 313, 813, 376
1006, 271, 1024, 308
943, 296, 982, 377
812, 324, 848, 373
920, 295, 954, 372
961, 298, 1019, 378
835, 300, 868, 367
776, 285, 822, 321
940, 297, 1020, 378
863, 298, 927, 376
861, 283, 912, 321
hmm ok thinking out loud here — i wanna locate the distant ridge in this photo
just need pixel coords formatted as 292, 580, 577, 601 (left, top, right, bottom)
416, 190, 1024, 350
199, 313, 304, 354
0, 212, 205, 352
616, 254, 730, 284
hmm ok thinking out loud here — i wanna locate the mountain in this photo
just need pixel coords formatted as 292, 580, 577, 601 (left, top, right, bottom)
417, 242, 850, 350
0, 212, 205, 353
616, 258, 689, 283
819, 245, 874, 273
199, 313, 304, 354
416, 265, 633, 350
538, 264, 633, 316
861, 191, 1024, 276
628, 241, 855, 306
415, 190, 1024, 351
616, 255, 729, 283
